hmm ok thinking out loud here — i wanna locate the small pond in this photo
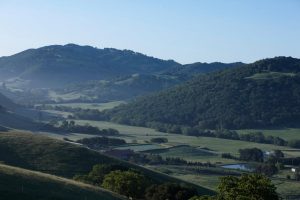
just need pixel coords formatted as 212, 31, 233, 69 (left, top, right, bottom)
220, 163, 254, 172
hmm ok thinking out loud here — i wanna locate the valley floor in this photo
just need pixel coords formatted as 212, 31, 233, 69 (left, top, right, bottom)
37, 119, 300, 199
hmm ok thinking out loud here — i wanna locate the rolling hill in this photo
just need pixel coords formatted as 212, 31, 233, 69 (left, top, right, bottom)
0, 92, 18, 111
0, 131, 214, 195
0, 163, 125, 200
0, 92, 41, 130
105, 57, 300, 129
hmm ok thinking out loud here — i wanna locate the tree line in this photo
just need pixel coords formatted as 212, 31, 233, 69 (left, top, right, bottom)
40, 120, 119, 136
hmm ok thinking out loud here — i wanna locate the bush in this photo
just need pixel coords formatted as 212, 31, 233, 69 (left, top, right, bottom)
255, 163, 278, 176
73, 164, 128, 185
76, 137, 126, 148
221, 153, 236, 160
239, 148, 264, 162
150, 137, 168, 143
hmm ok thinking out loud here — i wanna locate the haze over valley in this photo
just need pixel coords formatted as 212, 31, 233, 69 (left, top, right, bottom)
1, 1, 300, 199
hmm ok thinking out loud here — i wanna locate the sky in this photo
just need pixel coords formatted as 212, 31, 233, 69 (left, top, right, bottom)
0, 0, 299, 64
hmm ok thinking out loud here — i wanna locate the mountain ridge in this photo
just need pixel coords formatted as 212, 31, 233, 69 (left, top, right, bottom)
0, 44, 243, 103
0, 44, 180, 88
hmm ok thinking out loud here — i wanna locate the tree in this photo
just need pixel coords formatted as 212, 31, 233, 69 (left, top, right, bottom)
239, 148, 264, 162
274, 150, 284, 159
218, 174, 280, 200
255, 163, 278, 176
150, 137, 168, 143
102, 170, 150, 199
145, 183, 197, 200
87, 164, 128, 185
189, 195, 215, 200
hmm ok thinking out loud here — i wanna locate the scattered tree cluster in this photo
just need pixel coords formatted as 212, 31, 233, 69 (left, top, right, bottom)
40, 120, 119, 136
76, 137, 126, 148
74, 163, 201, 200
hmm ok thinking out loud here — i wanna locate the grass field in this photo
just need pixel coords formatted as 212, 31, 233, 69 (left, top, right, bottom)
69, 120, 300, 159
38, 119, 300, 163
145, 145, 217, 160
48, 90, 87, 101
115, 144, 166, 151
0, 163, 125, 200
245, 72, 296, 80
237, 128, 300, 140
46, 101, 126, 111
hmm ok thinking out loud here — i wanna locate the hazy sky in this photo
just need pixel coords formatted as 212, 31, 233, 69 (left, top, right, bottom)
0, 0, 299, 64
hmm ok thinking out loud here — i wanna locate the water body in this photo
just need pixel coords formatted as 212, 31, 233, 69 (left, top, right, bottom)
221, 163, 254, 172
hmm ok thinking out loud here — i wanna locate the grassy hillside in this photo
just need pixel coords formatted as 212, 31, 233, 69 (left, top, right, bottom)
52, 74, 182, 102
0, 131, 214, 195
0, 163, 125, 200
0, 92, 18, 110
0, 93, 40, 130
0, 111, 39, 130
0, 131, 119, 177
105, 57, 300, 129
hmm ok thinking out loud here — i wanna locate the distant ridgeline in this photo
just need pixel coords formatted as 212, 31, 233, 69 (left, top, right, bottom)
0, 44, 242, 103
0, 44, 180, 88
104, 57, 300, 130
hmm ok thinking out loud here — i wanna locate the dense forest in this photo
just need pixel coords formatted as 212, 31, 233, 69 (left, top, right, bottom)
104, 57, 300, 129
163, 62, 244, 77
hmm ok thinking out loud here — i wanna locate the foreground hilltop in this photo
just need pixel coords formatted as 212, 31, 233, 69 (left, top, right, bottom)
0, 163, 125, 200
0, 131, 214, 196
106, 57, 300, 129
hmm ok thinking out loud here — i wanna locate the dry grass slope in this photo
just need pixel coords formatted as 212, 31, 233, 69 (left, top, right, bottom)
0, 163, 126, 200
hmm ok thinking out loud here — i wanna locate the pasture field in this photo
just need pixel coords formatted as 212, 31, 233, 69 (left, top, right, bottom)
115, 144, 166, 151
148, 165, 221, 190
237, 128, 300, 141
70, 120, 300, 158
42, 109, 73, 118
46, 101, 126, 111
35, 119, 299, 166
48, 90, 86, 101
245, 71, 296, 80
